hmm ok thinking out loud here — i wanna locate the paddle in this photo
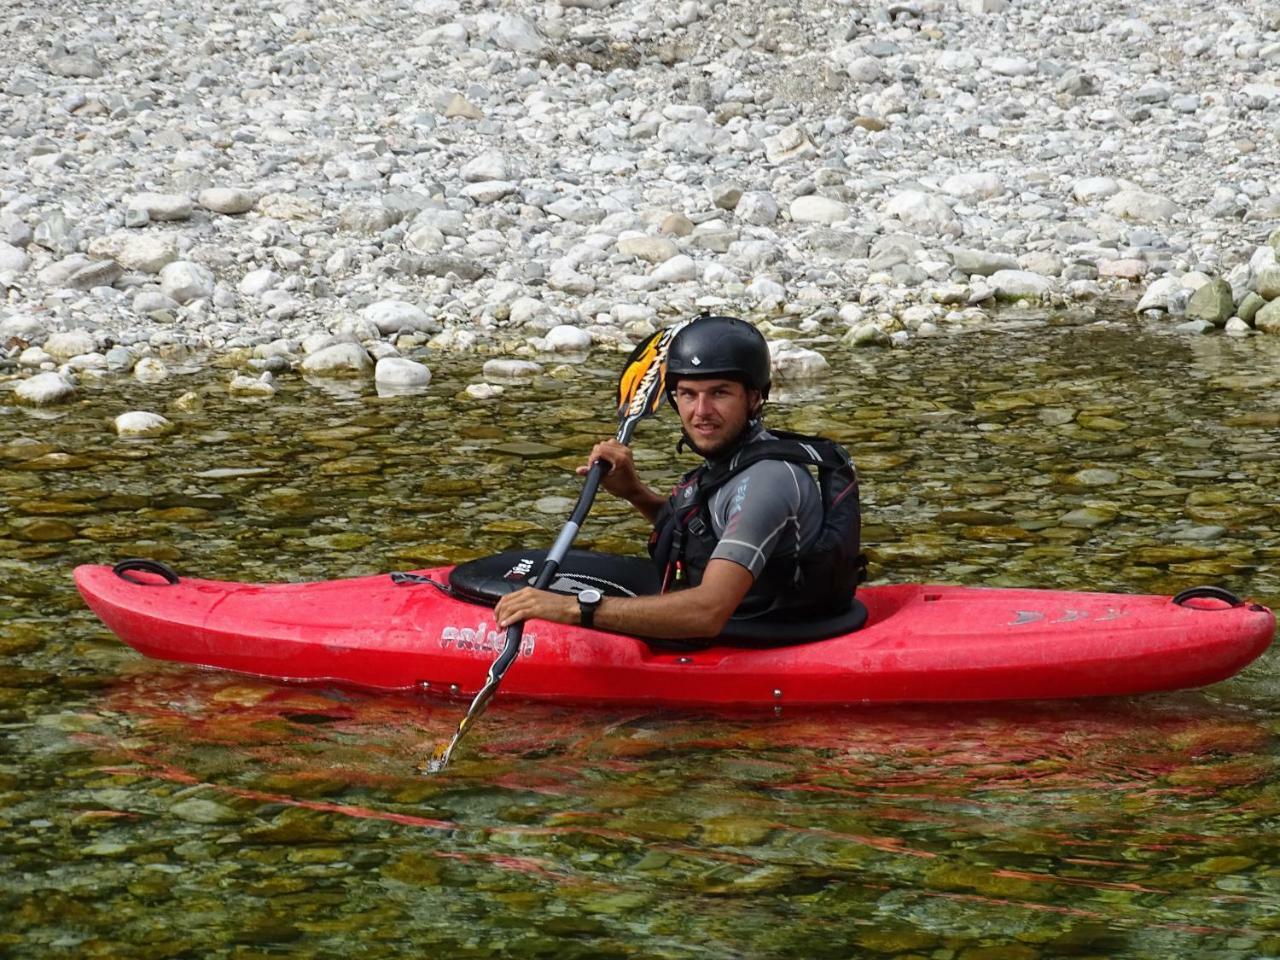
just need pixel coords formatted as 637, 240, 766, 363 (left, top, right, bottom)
423, 321, 689, 773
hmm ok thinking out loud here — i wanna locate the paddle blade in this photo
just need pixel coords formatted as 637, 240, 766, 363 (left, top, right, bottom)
615, 321, 689, 422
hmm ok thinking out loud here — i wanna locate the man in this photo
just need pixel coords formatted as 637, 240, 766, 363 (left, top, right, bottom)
494, 314, 861, 641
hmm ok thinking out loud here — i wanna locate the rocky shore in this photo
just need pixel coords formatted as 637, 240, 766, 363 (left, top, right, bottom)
3, 0, 1280, 414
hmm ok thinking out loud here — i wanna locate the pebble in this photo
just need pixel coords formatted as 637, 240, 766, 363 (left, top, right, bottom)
374, 356, 431, 387
114, 411, 173, 438
0, 0, 1277, 417
14, 372, 76, 406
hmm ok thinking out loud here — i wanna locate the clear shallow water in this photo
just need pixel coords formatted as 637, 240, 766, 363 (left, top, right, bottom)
3, 318, 1280, 958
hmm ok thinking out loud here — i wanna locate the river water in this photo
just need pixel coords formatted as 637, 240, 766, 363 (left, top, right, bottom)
3, 317, 1279, 958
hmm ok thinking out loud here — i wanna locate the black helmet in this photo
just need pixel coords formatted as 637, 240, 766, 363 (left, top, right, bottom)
665, 314, 772, 405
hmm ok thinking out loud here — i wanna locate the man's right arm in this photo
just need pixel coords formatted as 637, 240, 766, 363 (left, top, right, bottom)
577, 439, 667, 523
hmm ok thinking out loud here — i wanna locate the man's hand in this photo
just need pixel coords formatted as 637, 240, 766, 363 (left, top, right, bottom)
579, 438, 666, 521
495, 587, 576, 630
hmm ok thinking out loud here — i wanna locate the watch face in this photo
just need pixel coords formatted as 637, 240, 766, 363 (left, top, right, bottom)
579, 588, 603, 604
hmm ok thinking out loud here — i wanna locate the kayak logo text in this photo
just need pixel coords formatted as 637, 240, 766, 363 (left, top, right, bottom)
1008, 608, 1124, 625
439, 621, 536, 658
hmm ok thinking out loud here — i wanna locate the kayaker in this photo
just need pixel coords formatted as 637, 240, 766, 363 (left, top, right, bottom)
495, 314, 861, 640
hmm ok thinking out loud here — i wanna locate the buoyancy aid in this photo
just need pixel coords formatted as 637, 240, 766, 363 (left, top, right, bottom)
648, 430, 863, 620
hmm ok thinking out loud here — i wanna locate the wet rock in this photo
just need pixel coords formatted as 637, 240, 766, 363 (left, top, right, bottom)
170, 798, 241, 824
1185, 279, 1234, 326
114, 412, 174, 438
133, 357, 170, 383
229, 373, 278, 397
14, 372, 76, 405
301, 343, 374, 376
374, 356, 431, 387
43, 330, 97, 359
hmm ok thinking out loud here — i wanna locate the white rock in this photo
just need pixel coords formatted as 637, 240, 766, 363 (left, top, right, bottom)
229, 374, 278, 398
618, 235, 679, 263
460, 151, 513, 182
374, 356, 432, 387
300, 343, 374, 376
883, 190, 959, 235
198, 188, 255, 215
488, 14, 543, 52
127, 193, 193, 221
790, 196, 850, 225
544, 324, 593, 352
0, 241, 31, 274
763, 125, 817, 165
88, 232, 178, 274
747, 276, 786, 303
737, 192, 779, 225
15, 372, 76, 405
651, 254, 698, 283
18, 346, 53, 366
466, 382, 504, 399
114, 411, 173, 438
770, 344, 829, 381
362, 299, 434, 334
1104, 190, 1179, 222
1071, 177, 1120, 202
990, 270, 1053, 299
133, 357, 170, 383
941, 173, 1004, 200
1, 314, 46, 342
43, 330, 97, 360
985, 56, 1035, 77
483, 359, 543, 379
462, 180, 518, 203
1135, 276, 1183, 312
160, 261, 216, 304
239, 268, 281, 296
509, 297, 548, 326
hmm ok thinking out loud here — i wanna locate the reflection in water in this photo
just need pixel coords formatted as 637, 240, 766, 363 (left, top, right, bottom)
2, 321, 1280, 957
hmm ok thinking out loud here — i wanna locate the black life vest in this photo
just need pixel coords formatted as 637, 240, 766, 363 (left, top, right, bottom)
647, 430, 863, 620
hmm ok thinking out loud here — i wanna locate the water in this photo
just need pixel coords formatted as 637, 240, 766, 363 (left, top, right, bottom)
3, 318, 1280, 958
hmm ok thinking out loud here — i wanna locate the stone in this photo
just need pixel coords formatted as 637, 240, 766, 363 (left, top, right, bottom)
229, 374, 278, 398
362, 300, 435, 334
1104, 190, 1179, 222
238, 268, 281, 296
114, 411, 173, 438
1253, 265, 1280, 301
483, 359, 543, 379
948, 247, 1018, 276
257, 193, 322, 220
770, 344, 828, 380
1254, 297, 1280, 334
43, 330, 97, 359
941, 173, 1004, 200
0, 241, 31, 274
651, 254, 698, 283
133, 357, 170, 383
762, 125, 817, 165
88, 231, 178, 273
301, 343, 374, 376
1185, 279, 1234, 326
14, 372, 76, 405
618, 236, 678, 264
461, 152, 513, 182
883, 190, 959, 235
660, 214, 694, 236
462, 180, 518, 203
544, 325, 592, 352
160, 261, 215, 303
1237, 291, 1265, 323
489, 14, 543, 52
126, 193, 193, 221
198, 188, 255, 214
710, 182, 743, 210
445, 94, 483, 120
790, 196, 850, 225
1097, 259, 1148, 280
374, 356, 432, 387
989, 270, 1052, 300
736, 192, 779, 225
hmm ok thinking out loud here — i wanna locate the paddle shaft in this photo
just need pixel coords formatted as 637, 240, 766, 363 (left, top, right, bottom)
426, 413, 644, 772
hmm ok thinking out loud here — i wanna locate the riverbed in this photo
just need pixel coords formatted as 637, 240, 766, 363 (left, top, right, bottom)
3, 318, 1279, 958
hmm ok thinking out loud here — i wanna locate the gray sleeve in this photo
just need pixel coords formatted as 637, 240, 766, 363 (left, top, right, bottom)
707, 461, 818, 579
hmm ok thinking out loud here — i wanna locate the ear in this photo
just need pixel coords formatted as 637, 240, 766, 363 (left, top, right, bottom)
747, 388, 764, 417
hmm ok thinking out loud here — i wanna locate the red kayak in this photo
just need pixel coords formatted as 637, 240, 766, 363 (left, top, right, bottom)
74, 551, 1274, 708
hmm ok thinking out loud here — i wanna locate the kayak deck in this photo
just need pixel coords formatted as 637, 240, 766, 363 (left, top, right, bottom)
74, 564, 1275, 708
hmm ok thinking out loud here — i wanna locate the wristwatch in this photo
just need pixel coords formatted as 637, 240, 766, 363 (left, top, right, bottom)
577, 588, 603, 628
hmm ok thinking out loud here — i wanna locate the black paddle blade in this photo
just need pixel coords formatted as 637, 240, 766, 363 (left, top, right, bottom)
615, 321, 689, 422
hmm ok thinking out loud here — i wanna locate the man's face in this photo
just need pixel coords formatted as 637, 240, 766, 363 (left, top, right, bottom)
673, 378, 760, 456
